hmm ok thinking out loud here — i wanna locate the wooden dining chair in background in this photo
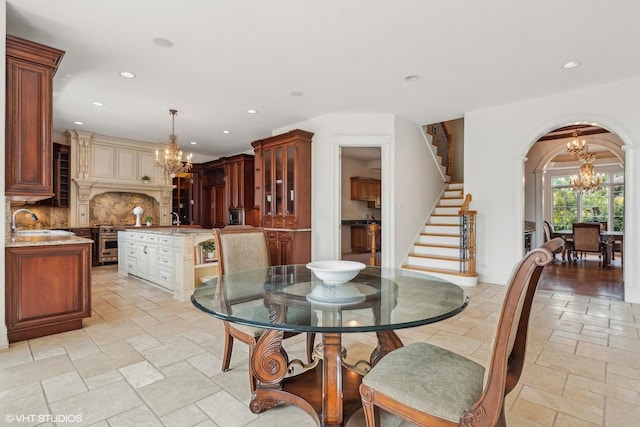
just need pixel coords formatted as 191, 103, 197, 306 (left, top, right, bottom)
543, 220, 569, 263
571, 222, 608, 268
358, 237, 563, 427
214, 225, 316, 393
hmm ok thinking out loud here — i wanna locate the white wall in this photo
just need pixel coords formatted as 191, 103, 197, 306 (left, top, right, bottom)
465, 76, 639, 302
274, 113, 440, 268
393, 116, 445, 266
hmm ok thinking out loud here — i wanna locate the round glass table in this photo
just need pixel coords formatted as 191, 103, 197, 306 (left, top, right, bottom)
192, 264, 468, 426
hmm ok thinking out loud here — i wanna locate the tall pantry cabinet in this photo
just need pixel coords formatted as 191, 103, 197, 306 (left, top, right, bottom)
252, 129, 313, 265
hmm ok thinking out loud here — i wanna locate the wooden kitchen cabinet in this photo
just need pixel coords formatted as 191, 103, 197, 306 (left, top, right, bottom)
225, 154, 254, 210
253, 129, 313, 265
252, 129, 313, 229
350, 177, 380, 202
5, 243, 92, 343
5, 35, 64, 201
350, 225, 382, 253
265, 230, 311, 266
172, 173, 197, 225
52, 143, 70, 207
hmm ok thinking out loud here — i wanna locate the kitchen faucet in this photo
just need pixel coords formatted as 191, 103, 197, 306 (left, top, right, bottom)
12, 208, 38, 234
171, 212, 181, 226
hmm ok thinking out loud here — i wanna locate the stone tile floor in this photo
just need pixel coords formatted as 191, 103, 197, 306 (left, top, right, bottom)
1, 265, 639, 426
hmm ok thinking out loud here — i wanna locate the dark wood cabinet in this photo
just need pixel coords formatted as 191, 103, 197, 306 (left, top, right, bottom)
172, 173, 198, 225
52, 143, 70, 207
253, 129, 313, 265
225, 155, 254, 210
5, 35, 64, 201
5, 243, 92, 343
350, 225, 381, 253
265, 230, 311, 266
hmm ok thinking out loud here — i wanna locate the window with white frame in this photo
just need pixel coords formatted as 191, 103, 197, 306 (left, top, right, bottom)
548, 170, 624, 232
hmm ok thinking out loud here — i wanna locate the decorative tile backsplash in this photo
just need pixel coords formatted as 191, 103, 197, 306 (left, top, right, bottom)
90, 192, 159, 225
9, 192, 159, 230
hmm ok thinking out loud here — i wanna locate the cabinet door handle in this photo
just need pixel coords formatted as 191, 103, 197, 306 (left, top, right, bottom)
143, 245, 148, 255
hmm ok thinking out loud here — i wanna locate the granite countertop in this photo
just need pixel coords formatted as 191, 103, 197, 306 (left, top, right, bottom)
6, 234, 93, 248
342, 220, 382, 226
120, 227, 213, 235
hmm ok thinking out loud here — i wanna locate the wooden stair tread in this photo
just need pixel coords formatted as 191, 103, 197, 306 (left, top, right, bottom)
414, 243, 461, 249
402, 264, 478, 277
420, 232, 460, 237
408, 253, 460, 261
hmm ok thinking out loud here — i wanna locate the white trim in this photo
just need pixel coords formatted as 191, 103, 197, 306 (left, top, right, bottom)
333, 134, 393, 267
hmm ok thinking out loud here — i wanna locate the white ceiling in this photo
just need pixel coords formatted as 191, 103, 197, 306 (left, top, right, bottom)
6, 1, 640, 161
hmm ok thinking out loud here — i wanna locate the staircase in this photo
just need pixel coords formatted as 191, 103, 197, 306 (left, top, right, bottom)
402, 182, 478, 287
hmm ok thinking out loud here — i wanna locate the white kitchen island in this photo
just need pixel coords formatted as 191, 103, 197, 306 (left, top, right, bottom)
117, 228, 218, 302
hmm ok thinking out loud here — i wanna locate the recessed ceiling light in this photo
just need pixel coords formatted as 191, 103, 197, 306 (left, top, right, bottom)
73, 121, 84, 126
153, 37, 173, 48
222, 130, 231, 134
190, 141, 198, 145
404, 75, 420, 82
247, 109, 258, 114
119, 71, 136, 79
91, 101, 104, 107
562, 61, 580, 69
289, 91, 304, 97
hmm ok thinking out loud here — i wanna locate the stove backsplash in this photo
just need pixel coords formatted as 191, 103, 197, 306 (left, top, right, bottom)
90, 192, 159, 226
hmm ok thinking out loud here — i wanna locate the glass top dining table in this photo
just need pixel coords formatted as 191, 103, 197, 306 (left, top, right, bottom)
192, 264, 469, 426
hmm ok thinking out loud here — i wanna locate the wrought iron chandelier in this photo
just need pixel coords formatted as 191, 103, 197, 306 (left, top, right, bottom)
566, 129, 603, 193
155, 109, 193, 178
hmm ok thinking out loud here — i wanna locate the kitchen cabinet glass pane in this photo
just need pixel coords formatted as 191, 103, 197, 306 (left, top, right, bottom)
275, 147, 283, 215
286, 145, 295, 214
264, 149, 271, 213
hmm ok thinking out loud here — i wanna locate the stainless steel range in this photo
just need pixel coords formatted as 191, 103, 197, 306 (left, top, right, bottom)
98, 225, 118, 263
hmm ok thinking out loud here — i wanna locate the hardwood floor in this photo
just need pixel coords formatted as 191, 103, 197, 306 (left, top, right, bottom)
344, 251, 625, 300
538, 252, 624, 300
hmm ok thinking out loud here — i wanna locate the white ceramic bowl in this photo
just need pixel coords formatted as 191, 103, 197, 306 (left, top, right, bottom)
306, 260, 366, 284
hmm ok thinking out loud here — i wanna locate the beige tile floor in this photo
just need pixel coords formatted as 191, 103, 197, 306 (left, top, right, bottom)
1, 265, 639, 426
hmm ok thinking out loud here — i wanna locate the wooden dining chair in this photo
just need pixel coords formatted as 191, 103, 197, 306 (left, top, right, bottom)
214, 226, 316, 393
571, 222, 608, 268
358, 237, 563, 427
542, 220, 567, 262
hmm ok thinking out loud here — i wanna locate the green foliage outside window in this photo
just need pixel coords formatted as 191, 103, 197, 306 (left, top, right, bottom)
551, 171, 624, 232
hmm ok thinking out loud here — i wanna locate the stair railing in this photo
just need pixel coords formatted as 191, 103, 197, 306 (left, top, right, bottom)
458, 193, 476, 275
430, 122, 452, 177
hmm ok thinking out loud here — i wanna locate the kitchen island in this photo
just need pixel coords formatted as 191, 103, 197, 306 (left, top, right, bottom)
117, 228, 218, 302
5, 232, 93, 343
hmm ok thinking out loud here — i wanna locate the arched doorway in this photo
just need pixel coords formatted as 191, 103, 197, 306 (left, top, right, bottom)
524, 124, 625, 299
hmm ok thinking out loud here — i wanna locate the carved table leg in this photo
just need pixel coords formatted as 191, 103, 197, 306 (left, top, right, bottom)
322, 332, 343, 426
370, 330, 403, 367
249, 328, 288, 413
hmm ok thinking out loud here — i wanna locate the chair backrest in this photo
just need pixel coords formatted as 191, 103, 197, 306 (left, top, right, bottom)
463, 237, 562, 426
572, 222, 601, 252
213, 226, 270, 275
542, 220, 554, 242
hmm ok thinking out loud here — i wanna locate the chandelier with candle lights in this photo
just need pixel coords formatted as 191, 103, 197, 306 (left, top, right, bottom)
566, 129, 603, 193
155, 109, 193, 177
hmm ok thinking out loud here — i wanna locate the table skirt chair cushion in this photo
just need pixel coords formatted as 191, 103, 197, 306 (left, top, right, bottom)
361, 342, 484, 422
